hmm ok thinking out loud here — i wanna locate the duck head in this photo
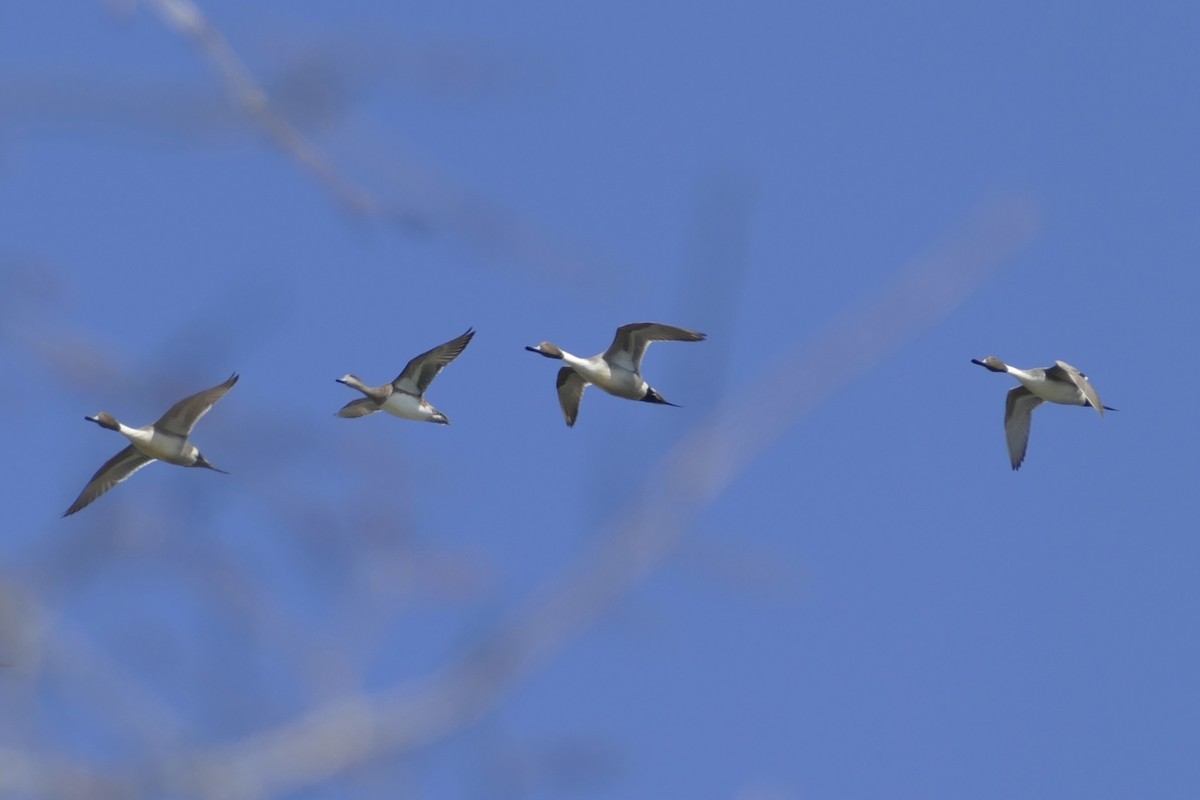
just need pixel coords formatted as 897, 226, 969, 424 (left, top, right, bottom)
971, 356, 1008, 373
84, 412, 121, 431
525, 342, 564, 359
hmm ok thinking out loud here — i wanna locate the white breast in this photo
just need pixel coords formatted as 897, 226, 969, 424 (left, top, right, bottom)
1024, 378, 1085, 406
381, 392, 433, 421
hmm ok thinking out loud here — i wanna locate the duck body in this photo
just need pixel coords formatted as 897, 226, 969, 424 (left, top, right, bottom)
971, 356, 1112, 470
378, 390, 444, 422
106, 419, 204, 466
556, 351, 645, 399
988, 362, 1095, 407
64, 373, 238, 516
527, 322, 705, 426
335, 328, 474, 426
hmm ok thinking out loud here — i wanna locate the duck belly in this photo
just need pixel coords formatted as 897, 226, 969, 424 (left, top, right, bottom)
593, 369, 644, 399
1025, 379, 1084, 406
381, 392, 433, 421
132, 430, 193, 464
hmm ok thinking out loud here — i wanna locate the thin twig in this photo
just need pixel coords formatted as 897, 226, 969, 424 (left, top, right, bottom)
141, 0, 386, 220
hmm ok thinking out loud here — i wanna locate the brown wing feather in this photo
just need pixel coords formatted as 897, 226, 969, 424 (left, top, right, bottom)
604, 323, 705, 371
556, 367, 587, 427
155, 373, 239, 436
1004, 387, 1043, 470
393, 329, 475, 395
1052, 360, 1105, 416
63, 445, 154, 516
336, 398, 381, 419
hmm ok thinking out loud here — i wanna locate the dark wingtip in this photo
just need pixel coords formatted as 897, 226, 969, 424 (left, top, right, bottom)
1104, 405, 1118, 412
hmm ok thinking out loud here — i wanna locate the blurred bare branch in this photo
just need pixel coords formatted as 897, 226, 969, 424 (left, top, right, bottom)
1, 14, 1041, 793
139, 0, 385, 222
115, 0, 614, 285
0, 196, 1035, 798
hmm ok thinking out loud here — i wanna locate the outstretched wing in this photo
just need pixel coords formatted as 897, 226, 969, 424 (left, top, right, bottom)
604, 323, 705, 372
1049, 360, 1105, 416
393, 329, 475, 395
556, 367, 588, 428
1004, 386, 1044, 470
336, 398, 380, 419
155, 373, 239, 436
63, 445, 154, 516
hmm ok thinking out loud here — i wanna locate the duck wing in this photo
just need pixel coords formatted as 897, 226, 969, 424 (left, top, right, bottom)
603, 323, 705, 372
336, 398, 381, 419
556, 367, 588, 428
393, 329, 475, 395
155, 373, 239, 436
1005, 386, 1044, 470
63, 445, 154, 516
1048, 360, 1105, 416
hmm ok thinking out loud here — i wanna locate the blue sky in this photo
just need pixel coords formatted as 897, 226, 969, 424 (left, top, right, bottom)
3, 1, 1199, 797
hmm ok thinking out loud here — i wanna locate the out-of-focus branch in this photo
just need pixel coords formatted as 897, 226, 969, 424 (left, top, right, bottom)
0, 197, 1036, 797
139, 0, 397, 223
132, 196, 1037, 799
0, 184, 1036, 796
129, 0, 620, 284
0, 746, 135, 798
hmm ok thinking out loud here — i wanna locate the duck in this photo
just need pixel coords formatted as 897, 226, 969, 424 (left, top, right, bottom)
526, 322, 705, 427
335, 328, 474, 424
971, 356, 1114, 469
64, 373, 238, 516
